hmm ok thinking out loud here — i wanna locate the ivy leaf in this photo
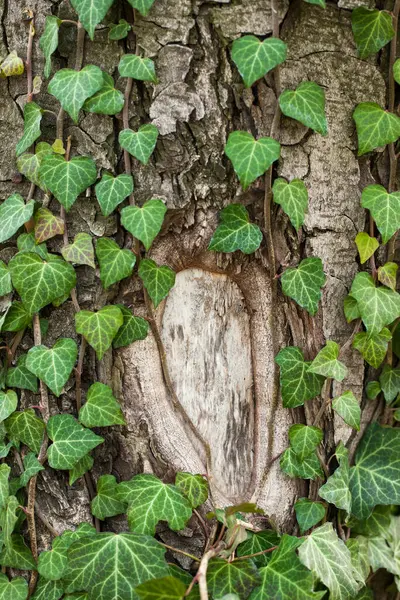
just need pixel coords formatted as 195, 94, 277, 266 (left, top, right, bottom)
378, 262, 398, 290
31, 579, 64, 600
279, 81, 327, 136
272, 178, 308, 230
0, 194, 35, 244
224, 131, 280, 191
96, 238, 136, 288
79, 382, 125, 428
135, 576, 186, 600
62, 233, 95, 268
175, 473, 208, 509
361, 185, 400, 244
48, 65, 104, 122
353, 103, 400, 156
91, 475, 127, 520
0, 535, 36, 570
0, 52, 24, 77
69, 454, 94, 486
64, 532, 169, 599
280, 257, 326, 316
117, 473, 192, 535
47, 414, 104, 470
12, 453, 44, 493
113, 305, 149, 349
349, 272, 400, 335
231, 35, 287, 88
208, 204, 262, 254
0, 464, 9, 510
119, 125, 159, 165
95, 173, 134, 217
366, 380, 381, 400
0, 494, 18, 549
39, 16, 62, 78
351, 8, 394, 59
75, 305, 123, 360
83, 73, 125, 116
70, 0, 115, 40
17, 142, 53, 191
121, 199, 167, 251
294, 498, 326, 534
34, 208, 65, 244
109, 20, 131, 41
2, 302, 31, 332
207, 559, 260, 599
332, 391, 361, 431
5, 409, 45, 454
38, 524, 95, 582
16, 102, 43, 157
355, 232, 379, 265
280, 448, 323, 480
353, 328, 391, 368
0, 390, 18, 422
319, 444, 351, 512
39, 154, 97, 211
347, 537, 369, 587
0, 574, 28, 600
0, 261, 12, 296
379, 365, 400, 403
138, 259, 176, 308
288, 424, 323, 460
298, 523, 360, 600
303, 0, 326, 6
118, 54, 157, 83
17, 232, 48, 260
308, 341, 348, 382
126, 0, 156, 16
275, 346, 324, 408
26, 338, 78, 397
236, 531, 280, 568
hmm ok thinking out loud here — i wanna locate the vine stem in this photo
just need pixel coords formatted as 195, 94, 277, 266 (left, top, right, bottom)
313, 378, 332, 428
26, 13, 35, 102
195, 543, 224, 600
231, 545, 277, 561
158, 542, 200, 562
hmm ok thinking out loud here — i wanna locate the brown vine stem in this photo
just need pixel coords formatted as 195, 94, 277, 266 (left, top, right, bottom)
159, 542, 200, 562
195, 543, 224, 600
313, 378, 332, 428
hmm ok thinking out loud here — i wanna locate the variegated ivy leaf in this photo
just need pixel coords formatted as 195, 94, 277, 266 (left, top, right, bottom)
207, 559, 260, 599
2, 302, 31, 332
62, 233, 95, 268
378, 262, 398, 290
175, 473, 208, 509
34, 208, 64, 244
208, 204, 262, 254
95, 172, 134, 217
280, 448, 323, 480
138, 258, 176, 308
236, 531, 280, 568
15, 102, 43, 157
275, 346, 324, 408
118, 54, 157, 82
294, 498, 326, 534
69, 454, 94, 486
39, 154, 97, 211
70, 0, 115, 40
96, 238, 136, 288
366, 380, 381, 400
349, 272, 400, 335
308, 340, 348, 382
31, 578, 64, 600
26, 338, 78, 397
117, 473, 192, 535
224, 131, 280, 191
0, 52, 24, 77
9, 252, 76, 315
0, 574, 27, 600
121, 199, 167, 251
17, 232, 48, 260
48, 65, 104, 122
47, 414, 104, 470
83, 73, 125, 116
127, 0, 156, 16
231, 35, 287, 88
0, 390, 18, 422
272, 178, 308, 230
109, 20, 131, 41
288, 424, 323, 460
17, 142, 53, 191
5, 409, 45, 454
355, 232, 379, 264
351, 7, 394, 59
0, 261, 12, 296
79, 382, 125, 428
11, 452, 44, 494
353, 328, 391, 368
39, 15, 62, 78
0, 535, 35, 570
75, 305, 123, 360
113, 305, 149, 349
361, 185, 400, 244
379, 364, 400, 403
119, 125, 159, 165
353, 102, 400, 156
6, 356, 38, 393
279, 81, 328, 136
280, 257, 326, 316
0, 194, 35, 244
91, 475, 127, 520
136, 576, 186, 600
332, 391, 361, 431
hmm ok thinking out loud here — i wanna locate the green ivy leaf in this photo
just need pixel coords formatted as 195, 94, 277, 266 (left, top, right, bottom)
319, 444, 352, 512
0, 194, 35, 244
5, 409, 45, 454
48, 65, 104, 122
34, 208, 65, 244
294, 498, 325, 534
207, 559, 260, 599
70, 0, 115, 39
109, 20, 131, 41
135, 576, 186, 600
119, 125, 159, 165
83, 73, 125, 116
208, 204, 262, 254
224, 131, 280, 191
303, 0, 326, 6
117, 473, 192, 535
288, 424, 323, 460
126, 0, 156, 16
0, 390, 18, 421
347, 537, 369, 587
353, 103, 400, 156
69, 454, 94, 486
121, 199, 167, 251
31, 579, 64, 600
26, 338, 78, 397
236, 531, 280, 568
39, 16, 62, 78
96, 238, 136, 288
351, 8, 394, 59
91, 475, 127, 520
17, 142, 53, 192
0, 261, 12, 296
281, 257, 326, 316
379, 365, 400, 403
138, 259, 176, 308
349, 272, 400, 335
231, 35, 287, 88
366, 380, 381, 400
353, 328, 391, 368
175, 473, 208, 509
16, 102, 43, 157
0, 464, 9, 510
95, 173, 134, 217
113, 305, 149, 349
17, 232, 48, 260
2, 302, 31, 332
272, 178, 308, 230
11, 453, 44, 494
75, 305, 123, 359
355, 232, 379, 265
279, 81, 327, 136
0, 574, 28, 600
275, 346, 324, 408
79, 382, 125, 428
118, 54, 157, 82
47, 414, 104, 470
332, 391, 361, 431
0, 495, 19, 547
378, 262, 398, 290
361, 185, 400, 244
0, 535, 36, 570
62, 233, 95, 268
308, 340, 348, 382
39, 154, 97, 211
280, 448, 323, 480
